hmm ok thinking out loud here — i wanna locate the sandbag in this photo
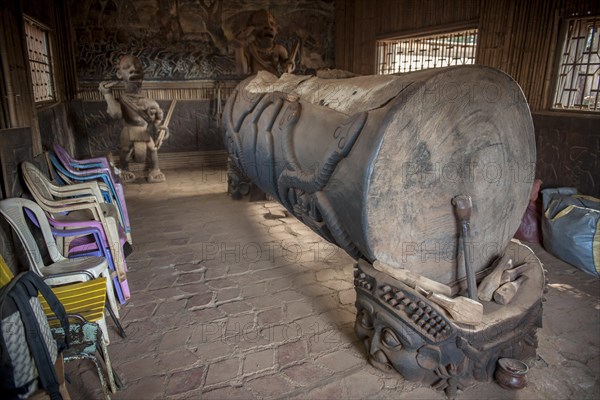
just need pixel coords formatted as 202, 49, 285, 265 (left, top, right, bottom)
541, 188, 600, 277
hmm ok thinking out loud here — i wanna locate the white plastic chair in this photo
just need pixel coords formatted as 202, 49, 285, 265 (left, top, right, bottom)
0, 197, 123, 343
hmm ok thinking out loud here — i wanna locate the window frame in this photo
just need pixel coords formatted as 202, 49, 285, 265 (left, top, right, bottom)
375, 22, 479, 76
550, 15, 600, 114
23, 15, 57, 106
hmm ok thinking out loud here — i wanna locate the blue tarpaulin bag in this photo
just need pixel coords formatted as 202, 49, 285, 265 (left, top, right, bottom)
541, 188, 600, 277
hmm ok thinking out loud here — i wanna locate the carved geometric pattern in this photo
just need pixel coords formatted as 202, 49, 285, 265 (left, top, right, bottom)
379, 284, 453, 342
355, 264, 454, 343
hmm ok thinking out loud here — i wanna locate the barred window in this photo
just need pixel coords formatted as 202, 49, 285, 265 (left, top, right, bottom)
376, 28, 478, 75
553, 17, 600, 112
24, 17, 55, 103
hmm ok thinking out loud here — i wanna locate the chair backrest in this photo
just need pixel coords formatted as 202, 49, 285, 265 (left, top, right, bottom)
48, 152, 75, 185
0, 198, 65, 275
21, 161, 57, 203
52, 144, 74, 166
49, 152, 73, 176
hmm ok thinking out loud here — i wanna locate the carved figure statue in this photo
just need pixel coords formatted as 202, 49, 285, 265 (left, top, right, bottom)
232, 9, 296, 76
99, 55, 169, 183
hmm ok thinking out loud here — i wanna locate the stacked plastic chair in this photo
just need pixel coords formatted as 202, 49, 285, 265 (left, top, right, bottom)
0, 198, 125, 343
21, 161, 130, 302
51, 144, 131, 244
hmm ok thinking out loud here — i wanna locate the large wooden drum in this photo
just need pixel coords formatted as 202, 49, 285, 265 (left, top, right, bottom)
223, 66, 535, 285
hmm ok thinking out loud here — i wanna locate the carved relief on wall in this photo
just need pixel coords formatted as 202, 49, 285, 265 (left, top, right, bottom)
68, 0, 335, 81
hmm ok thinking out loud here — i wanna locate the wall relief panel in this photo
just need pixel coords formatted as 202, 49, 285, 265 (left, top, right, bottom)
68, 0, 335, 81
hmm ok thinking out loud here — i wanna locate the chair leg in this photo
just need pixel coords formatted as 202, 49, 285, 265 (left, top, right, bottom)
103, 273, 120, 319
88, 355, 111, 400
96, 338, 120, 393
105, 299, 126, 338
97, 316, 111, 346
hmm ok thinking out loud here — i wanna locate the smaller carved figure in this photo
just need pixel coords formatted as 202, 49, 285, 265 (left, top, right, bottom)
231, 9, 296, 76
99, 55, 169, 183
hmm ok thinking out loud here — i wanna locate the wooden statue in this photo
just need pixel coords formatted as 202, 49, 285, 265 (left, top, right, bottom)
99, 55, 170, 183
231, 9, 296, 76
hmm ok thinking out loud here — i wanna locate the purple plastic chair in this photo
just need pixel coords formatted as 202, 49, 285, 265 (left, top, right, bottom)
25, 208, 130, 304
52, 144, 111, 170
52, 145, 131, 242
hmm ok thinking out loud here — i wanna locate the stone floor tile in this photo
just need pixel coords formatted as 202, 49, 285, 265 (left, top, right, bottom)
257, 306, 284, 326
285, 300, 314, 319
121, 302, 157, 321
217, 287, 241, 302
172, 262, 204, 274
246, 374, 294, 398
283, 363, 332, 386
206, 277, 239, 289
118, 356, 164, 382
321, 279, 354, 291
188, 306, 226, 322
112, 375, 167, 400
243, 348, 276, 374
158, 328, 191, 352
147, 270, 178, 290
203, 385, 258, 400
338, 288, 356, 305
227, 330, 272, 350
293, 380, 344, 400
342, 370, 385, 399
186, 291, 214, 308
159, 348, 200, 371
217, 300, 254, 315
277, 340, 309, 366
205, 358, 240, 386
109, 336, 160, 362
315, 349, 365, 373
261, 323, 302, 344
154, 299, 187, 317
191, 339, 235, 361
165, 366, 205, 396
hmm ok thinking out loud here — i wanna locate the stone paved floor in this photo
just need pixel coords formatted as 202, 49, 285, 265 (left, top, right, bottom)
65, 168, 600, 400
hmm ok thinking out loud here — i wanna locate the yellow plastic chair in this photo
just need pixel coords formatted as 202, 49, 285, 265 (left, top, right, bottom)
0, 255, 107, 338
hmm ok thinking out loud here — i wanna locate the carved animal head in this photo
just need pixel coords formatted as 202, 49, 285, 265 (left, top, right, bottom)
355, 296, 442, 382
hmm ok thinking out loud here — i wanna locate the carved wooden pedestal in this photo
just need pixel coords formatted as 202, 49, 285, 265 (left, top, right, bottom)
353, 240, 544, 399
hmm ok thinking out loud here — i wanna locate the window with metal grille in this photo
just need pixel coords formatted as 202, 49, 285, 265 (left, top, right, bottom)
553, 17, 600, 112
376, 28, 478, 75
24, 17, 55, 103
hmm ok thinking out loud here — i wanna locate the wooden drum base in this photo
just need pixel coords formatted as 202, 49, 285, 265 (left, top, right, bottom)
353, 241, 544, 399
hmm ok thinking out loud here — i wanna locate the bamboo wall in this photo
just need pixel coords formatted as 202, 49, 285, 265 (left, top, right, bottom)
336, 0, 600, 112
335, 0, 480, 79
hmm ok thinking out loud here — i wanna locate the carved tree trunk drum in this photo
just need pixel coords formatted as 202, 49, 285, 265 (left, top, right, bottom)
223, 66, 535, 285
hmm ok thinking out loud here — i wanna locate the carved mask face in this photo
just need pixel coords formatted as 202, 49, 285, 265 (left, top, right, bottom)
355, 296, 437, 382
248, 10, 278, 48
117, 55, 144, 83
